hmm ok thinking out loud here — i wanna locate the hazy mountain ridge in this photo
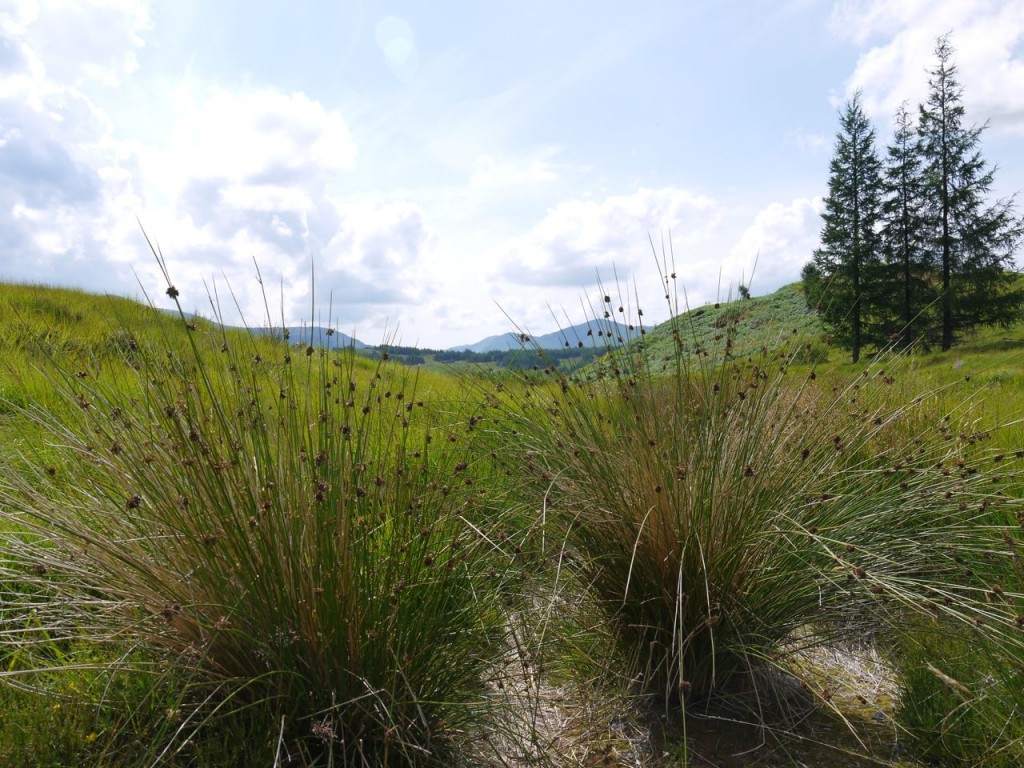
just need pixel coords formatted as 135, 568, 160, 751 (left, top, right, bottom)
452, 319, 633, 353
250, 325, 369, 350
19, 284, 820, 359
253, 320, 633, 354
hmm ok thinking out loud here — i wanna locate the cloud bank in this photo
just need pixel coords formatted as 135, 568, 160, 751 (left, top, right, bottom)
1, 1, 1020, 348
833, 0, 1024, 131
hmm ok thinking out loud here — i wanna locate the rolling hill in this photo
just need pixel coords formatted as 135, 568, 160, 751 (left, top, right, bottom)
453, 319, 633, 353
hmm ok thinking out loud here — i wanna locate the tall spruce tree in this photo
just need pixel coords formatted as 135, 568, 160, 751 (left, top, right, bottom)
806, 91, 884, 363
880, 101, 934, 347
917, 35, 1024, 350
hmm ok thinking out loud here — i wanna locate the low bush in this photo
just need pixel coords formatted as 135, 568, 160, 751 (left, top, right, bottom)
0, 271, 520, 765
496, 266, 1024, 730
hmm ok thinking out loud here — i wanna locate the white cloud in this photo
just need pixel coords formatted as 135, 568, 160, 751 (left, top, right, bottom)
423, 186, 734, 340
466, 190, 823, 344
10, 0, 150, 86
151, 87, 356, 194
831, 0, 1024, 131
469, 151, 558, 188
323, 201, 430, 294
791, 130, 830, 154
0, 3, 424, 338
494, 187, 723, 288
830, 0, 940, 44
0, 0, 148, 296
129, 89, 422, 331
728, 197, 823, 292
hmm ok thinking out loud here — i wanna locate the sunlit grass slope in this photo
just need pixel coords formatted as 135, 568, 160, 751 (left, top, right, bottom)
491, 265, 1024, 766
2, 274, 1024, 767
0, 280, 521, 766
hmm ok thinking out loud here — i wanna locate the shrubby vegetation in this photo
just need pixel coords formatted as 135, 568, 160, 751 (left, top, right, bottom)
1, 250, 1024, 767
0, 275, 527, 766
372, 343, 603, 372
805, 35, 1024, 360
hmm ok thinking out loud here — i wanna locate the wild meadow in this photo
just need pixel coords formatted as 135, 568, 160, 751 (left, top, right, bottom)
1, 258, 1024, 767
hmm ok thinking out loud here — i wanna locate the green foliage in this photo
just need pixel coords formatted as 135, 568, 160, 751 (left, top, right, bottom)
616, 282, 825, 377
808, 90, 885, 363
880, 100, 935, 348
806, 35, 1024, 358
886, 487, 1024, 767
430, 343, 602, 371
496, 259, 1024, 746
893, 619, 1024, 767
0, 276, 520, 765
790, 333, 831, 364
918, 35, 1024, 351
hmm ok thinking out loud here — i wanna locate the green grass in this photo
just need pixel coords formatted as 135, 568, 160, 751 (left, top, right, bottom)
485, 258, 1024, 763
892, 621, 1024, 768
1, 273, 526, 766
605, 281, 828, 377
2, 267, 1024, 767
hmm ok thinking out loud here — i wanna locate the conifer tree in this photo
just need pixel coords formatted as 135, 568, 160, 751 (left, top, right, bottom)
880, 101, 934, 346
917, 35, 1023, 350
806, 91, 884, 363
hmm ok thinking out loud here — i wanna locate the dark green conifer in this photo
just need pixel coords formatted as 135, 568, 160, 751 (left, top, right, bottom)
879, 101, 934, 347
806, 91, 885, 363
917, 35, 1023, 350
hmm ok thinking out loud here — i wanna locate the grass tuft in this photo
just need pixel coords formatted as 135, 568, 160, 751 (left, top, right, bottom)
0, 259, 520, 765
494, 250, 1024, 755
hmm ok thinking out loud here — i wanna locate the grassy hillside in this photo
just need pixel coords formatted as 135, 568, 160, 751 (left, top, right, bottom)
2, 277, 1024, 768
612, 279, 1024, 382
0, 283, 179, 427
0, 282, 462, 454
629, 282, 827, 373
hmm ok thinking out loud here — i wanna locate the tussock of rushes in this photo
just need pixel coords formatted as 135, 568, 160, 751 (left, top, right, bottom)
497, 259, 1024, 724
0, 269, 519, 765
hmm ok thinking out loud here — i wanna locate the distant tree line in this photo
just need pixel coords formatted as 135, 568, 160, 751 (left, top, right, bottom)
361, 345, 430, 366
803, 35, 1024, 362
360, 344, 602, 370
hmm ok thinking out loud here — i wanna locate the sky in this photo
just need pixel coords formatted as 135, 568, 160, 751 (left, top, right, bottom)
2, 0, 1023, 349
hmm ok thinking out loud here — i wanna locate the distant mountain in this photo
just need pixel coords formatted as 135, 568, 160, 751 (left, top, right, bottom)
453, 332, 520, 353
156, 306, 370, 350
252, 325, 370, 350
453, 320, 634, 353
